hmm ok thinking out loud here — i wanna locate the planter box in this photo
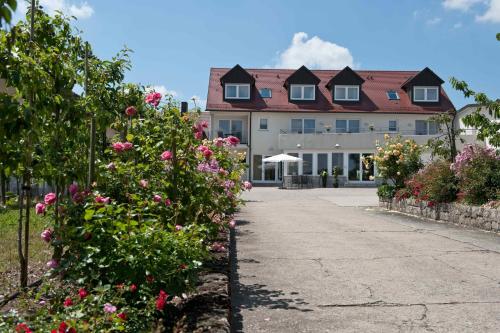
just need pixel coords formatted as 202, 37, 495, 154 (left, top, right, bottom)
379, 198, 500, 233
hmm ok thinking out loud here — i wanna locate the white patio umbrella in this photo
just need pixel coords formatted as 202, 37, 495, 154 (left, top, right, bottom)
262, 154, 302, 188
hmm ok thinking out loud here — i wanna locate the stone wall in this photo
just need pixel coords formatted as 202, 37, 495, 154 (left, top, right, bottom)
379, 198, 500, 233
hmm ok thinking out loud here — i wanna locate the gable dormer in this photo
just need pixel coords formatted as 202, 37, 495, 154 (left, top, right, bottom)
220, 64, 255, 101
284, 65, 321, 102
401, 67, 444, 104
326, 66, 365, 103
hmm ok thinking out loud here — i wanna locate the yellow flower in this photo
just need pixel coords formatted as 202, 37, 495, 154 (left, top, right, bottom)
384, 134, 390, 140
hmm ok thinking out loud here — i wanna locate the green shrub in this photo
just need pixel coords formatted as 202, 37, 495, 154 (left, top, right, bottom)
377, 184, 396, 200
412, 160, 458, 204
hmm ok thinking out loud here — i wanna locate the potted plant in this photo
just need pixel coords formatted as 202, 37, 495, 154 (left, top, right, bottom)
320, 169, 328, 188
333, 167, 340, 188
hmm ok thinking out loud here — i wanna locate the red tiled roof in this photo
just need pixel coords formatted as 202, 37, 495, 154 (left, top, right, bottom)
206, 68, 455, 114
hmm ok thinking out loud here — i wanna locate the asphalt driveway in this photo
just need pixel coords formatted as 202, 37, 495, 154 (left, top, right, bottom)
231, 187, 500, 332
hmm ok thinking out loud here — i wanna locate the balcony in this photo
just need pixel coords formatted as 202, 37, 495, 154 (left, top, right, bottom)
213, 131, 249, 145
279, 127, 440, 150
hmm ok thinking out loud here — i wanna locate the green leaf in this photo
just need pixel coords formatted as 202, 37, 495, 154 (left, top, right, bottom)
126, 133, 134, 141
84, 209, 94, 221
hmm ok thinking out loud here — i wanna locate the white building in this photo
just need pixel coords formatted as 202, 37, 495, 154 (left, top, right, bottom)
204, 65, 475, 187
456, 104, 499, 149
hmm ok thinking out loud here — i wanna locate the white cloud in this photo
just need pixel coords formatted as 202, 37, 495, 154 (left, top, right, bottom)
146, 85, 178, 98
274, 32, 354, 69
476, 0, 500, 22
426, 17, 442, 25
443, 0, 483, 11
15, 0, 93, 19
453, 21, 464, 28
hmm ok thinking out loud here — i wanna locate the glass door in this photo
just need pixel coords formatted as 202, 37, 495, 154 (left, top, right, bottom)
348, 154, 361, 181
361, 153, 374, 181
263, 156, 277, 181
348, 153, 375, 181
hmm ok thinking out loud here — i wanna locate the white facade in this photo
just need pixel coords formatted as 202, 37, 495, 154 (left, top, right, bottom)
455, 104, 499, 149
203, 110, 481, 184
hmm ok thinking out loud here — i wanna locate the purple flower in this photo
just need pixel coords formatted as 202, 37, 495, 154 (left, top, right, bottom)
47, 259, 58, 269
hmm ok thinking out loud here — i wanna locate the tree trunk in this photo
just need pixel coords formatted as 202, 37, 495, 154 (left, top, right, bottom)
22, 176, 31, 288
18, 178, 25, 288
0, 168, 6, 205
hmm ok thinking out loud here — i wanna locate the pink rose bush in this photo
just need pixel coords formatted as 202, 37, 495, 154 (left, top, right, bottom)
145, 92, 162, 107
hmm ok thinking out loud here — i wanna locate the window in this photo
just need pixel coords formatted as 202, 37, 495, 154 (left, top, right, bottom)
302, 154, 313, 175
291, 119, 315, 134
334, 85, 359, 101
415, 120, 439, 135
388, 120, 398, 132
387, 90, 400, 100
413, 86, 438, 102
252, 155, 262, 181
287, 153, 299, 175
332, 153, 344, 175
317, 154, 328, 174
259, 88, 272, 98
218, 119, 243, 141
225, 84, 250, 99
259, 118, 268, 130
290, 84, 315, 100
336, 119, 360, 133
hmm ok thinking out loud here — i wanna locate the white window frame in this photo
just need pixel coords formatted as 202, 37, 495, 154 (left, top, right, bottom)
290, 84, 315, 101
336, 119, 361, 133
334, 85, 360, 101
388, 120, 398, 132
225, 83, 250, 100
413, 86, 439, 102
290, 118, 316, 134
259, 118, 268, 130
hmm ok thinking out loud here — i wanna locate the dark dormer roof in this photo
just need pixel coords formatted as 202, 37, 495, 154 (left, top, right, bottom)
401, 67, 444, 90
220, 64, 255, 85
325, 66, 365, 89
283, 65, 321, 88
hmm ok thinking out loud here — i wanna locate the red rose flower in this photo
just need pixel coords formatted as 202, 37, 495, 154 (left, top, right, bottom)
63, 297, 73, 307
156, 290, 168, 311
15, 323, 32, 333
129, 284, 137, 293
78, 288, 88, 299
117, 312, 127, 321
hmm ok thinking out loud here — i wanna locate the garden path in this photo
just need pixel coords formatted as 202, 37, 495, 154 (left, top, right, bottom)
231, 187, 500, 332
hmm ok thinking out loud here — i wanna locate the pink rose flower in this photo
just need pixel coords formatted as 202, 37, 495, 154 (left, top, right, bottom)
243, 181, 253, 190
112, 142, 125, 153
145, 92, 162, 107
103, 303, 117, 313
35, 203, 46, 215
123, 142, 133, 150
161, 150, 173, 161
44, 193, 56, 205
153, 194, 162, 203
213, 137, 224, 147
211, 242, 226, 252
40, 229, 52, 242
95, 196, 110, 205
68, 183, 78, 196
125, 106, 137, 116
224, 135, 240, 146
164, 198, 172, 206
218, 168, 228, 176
229, 220, 236, 229
175, 224, 183, 231
194, 131, 203, 140
139, 179, 148, 188
47, 259, 59, 269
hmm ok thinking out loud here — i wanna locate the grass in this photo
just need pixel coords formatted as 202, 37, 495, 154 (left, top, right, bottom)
0, 208, 50, 274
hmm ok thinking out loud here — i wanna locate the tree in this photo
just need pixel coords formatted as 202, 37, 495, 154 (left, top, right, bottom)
0, 0, 17, 28
426, 108, 463, 162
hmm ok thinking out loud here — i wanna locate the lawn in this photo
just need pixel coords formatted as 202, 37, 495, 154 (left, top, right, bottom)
0, 208, 51, 297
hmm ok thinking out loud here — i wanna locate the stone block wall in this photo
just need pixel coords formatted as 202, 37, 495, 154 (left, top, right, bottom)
379, 198, 500, 233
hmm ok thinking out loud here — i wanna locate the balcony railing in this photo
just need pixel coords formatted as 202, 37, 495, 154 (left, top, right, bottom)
215, 131, 248, 145
280, 127, 439, 136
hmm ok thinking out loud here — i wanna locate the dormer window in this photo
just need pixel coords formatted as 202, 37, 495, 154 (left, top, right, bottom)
225, 83, 250, 100
290, 84, 315, 101
413, 86, 438, 102
334, 85, 359, 101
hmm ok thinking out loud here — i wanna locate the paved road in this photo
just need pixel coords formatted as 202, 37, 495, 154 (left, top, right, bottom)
231, 187, 500, 332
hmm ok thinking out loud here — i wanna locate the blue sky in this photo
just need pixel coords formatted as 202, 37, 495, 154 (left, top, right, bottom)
14, 0, 500, 109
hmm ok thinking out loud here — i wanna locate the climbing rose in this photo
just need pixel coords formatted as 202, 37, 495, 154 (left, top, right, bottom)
44, 193, 56, 205
224, 135, 240, 146
165, 198, 172, 206
161, 150, 173, 161
68, 183, 78, 196
63, 297, 73, 307
153, 194, 162, 203
47, 259, 58, 269
156, 290, 168, 311
145, 92, 162, 107
125, 106, 137, 116
95, 196, 110, 204
78, 288, 88, 299
243, 181, 252, 190
112, 142, 125, 153
117, 312, 127, 320
40, 229, 52, 242
35, 203, 46, 215
103, 303, 117, 313
139, 179, 149, 188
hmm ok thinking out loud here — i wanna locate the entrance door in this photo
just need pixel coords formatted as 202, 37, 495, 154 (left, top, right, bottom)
264, 156, 277, 182
361, 153, 375, 181
348, 153, 374, 182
